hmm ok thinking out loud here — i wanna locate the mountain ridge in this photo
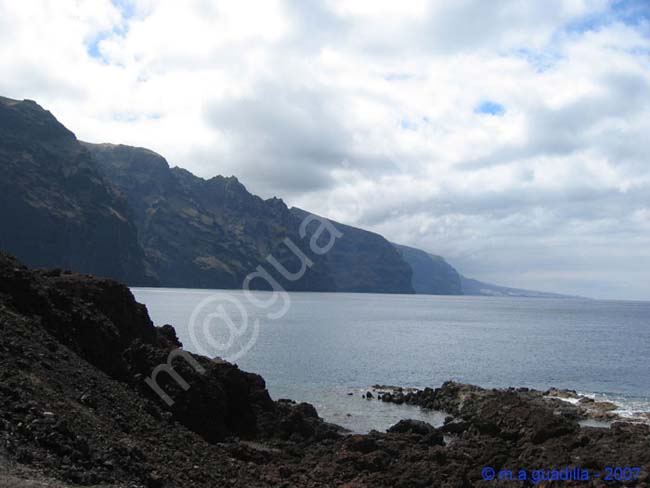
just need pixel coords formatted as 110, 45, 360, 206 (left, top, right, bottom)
0, 95, 574, 298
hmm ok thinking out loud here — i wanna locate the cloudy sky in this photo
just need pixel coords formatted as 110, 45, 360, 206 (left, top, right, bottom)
1, 0, 649, 299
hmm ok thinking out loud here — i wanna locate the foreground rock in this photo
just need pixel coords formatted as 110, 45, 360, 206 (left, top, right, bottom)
0, 252, 340, 487
1, 253, 649, 487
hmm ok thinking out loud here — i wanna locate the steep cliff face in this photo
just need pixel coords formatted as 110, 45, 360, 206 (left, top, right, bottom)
0, 96, 453, 295
86, 143, 336, 291
0, 97, 153, 285
393, 244, 462, 295
292, 208, 414, 294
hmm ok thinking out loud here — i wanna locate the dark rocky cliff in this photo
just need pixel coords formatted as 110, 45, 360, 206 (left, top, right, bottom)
292, 208, 414, 294
86, 143, 336, 291
0, 96, 153, 285
0, 96, 455, 295
394, 244, 462, 295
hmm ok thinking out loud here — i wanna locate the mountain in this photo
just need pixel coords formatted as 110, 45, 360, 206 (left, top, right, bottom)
85, 143, 335, 291
393, 244, 462, 295
0, 95, 569, 297
0, 96, 154, 285
88, 142, 414, 293
292, 208, 414, 293
460, 275, 577, 298
393, 242, 574, 298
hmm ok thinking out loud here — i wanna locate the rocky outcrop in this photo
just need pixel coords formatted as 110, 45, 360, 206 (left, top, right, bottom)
0, 96, 154, 285
394, 244, 462, 295
0, 252, 346, 486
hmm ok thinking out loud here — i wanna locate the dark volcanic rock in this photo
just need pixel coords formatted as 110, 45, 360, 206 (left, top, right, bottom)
387, 419, 436, 436
0, 96, 154, 285
0, 252, 278, 442
0, 252, 343, 486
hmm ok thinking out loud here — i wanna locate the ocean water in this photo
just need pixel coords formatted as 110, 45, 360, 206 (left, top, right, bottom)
131, 288, 650, 432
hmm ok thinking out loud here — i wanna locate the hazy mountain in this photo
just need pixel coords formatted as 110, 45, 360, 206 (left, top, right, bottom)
393, 242, 574, 298
393, 244, 462, 295
460, 276, 578, 298
0, 96, 154, 285
292, 208, 414, 294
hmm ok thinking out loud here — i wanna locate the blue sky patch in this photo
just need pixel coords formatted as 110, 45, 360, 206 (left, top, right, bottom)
86, 0, 135, 60
475, 101, 506, 116
566, 0, 650, 35
112, 0, 136, 21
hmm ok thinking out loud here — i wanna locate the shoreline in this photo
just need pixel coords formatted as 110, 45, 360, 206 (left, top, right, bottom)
262, 382, 650, 435
2, 253, 649, 487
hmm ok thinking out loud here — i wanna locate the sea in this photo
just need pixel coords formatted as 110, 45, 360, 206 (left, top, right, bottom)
131, 288, 650, 433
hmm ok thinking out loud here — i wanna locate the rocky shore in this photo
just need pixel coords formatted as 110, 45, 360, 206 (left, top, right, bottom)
1, 252, 649, 487
374, 384, 635, 424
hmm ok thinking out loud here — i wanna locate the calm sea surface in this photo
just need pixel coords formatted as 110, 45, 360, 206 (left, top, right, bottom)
131, 288, 650, 432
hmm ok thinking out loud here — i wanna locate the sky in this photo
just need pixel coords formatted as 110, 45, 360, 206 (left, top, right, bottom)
0, 0, 649, 300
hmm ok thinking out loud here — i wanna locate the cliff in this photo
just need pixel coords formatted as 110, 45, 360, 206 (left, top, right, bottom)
394, 244, 462, 295
83, 143, 337, 291
292, 208, 414, 294
0, 96, 154, 285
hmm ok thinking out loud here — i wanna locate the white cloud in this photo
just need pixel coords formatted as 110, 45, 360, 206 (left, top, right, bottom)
0, 0, 648, 299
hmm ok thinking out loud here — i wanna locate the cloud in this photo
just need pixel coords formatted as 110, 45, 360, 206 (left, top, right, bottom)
0, 0, 648, 299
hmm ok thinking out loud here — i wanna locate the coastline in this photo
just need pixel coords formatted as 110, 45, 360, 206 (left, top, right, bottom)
2, 253, 649, 487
